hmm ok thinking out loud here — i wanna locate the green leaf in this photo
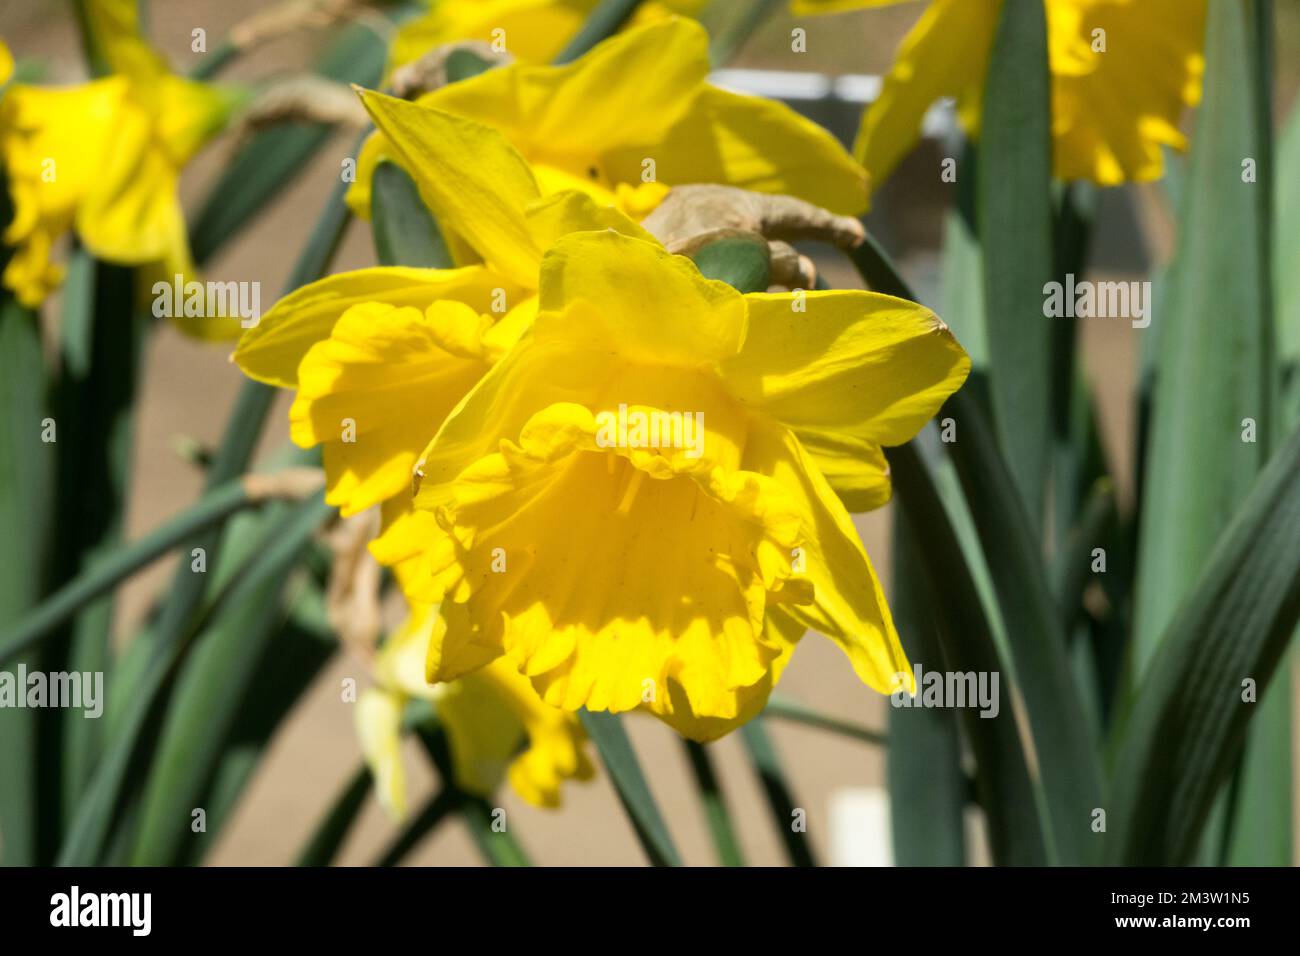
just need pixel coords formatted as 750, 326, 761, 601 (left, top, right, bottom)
0, 477, 283, 666
188, 24, 385, 266
373, 789, 459, 867
412, 720, 533, 866
887, 518, 967, 866
1132, 0, 1274, 669
977, 0, 1054, 528
370, 162, 452, 269
579, 711, 681, 866
297, 764, 373, 867
553, 0, 645, 64
887, 440, 1048, 866
942, 390, 1103, 864
739, 717, 816, 867
1108, 421, 1300, 864
185, 590, 338, 865
683, 740, 745, 867
128, 495, 332, 865
0, 296, 54, 865
851, 230, 1101, 863
763, 696, 886, 747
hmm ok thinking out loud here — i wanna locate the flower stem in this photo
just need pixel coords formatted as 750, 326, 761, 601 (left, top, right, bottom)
763, 696, 888, 747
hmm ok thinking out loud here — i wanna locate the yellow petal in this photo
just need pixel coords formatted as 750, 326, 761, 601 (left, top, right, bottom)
233, 265, 511, 388
424, 19, 708, 163
374, 602, 446, 699
654, 606, 806, 742
721, 290, 970, 449
852, 0, 997, 189
291, 300, 491, 516
356, 88, 542, 287
428, 402, 802, 722
355, 687, 408, 820
792, 0, 908, 12
523, 189, 656, 250
1046, 0, 1205, 184
743, 418, 913, 695
792, 429, 893, 512
536, 229, 746, 366
605, 85, 869, 216
0, 40, 13, 86
387, 0, 597, 70
1, 79, 125, 302
439, 656, 594, 806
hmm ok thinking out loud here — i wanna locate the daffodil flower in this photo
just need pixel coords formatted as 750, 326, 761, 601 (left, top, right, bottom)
0, 7, 236, 330
357, 603, 593, 818
388, 0, 706, 72
807, 0, 1205, 187
399, 229, 969, 740
350, 18, 869, 233
0, 40, 12, 88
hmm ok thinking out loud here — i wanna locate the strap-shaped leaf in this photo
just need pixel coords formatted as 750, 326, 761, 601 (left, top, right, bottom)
740, 717, 817, 867
853, 231, 1100, 864
888, 441, 1048, 865
371, 162, 452, 269
579, 711, 682, 866
1109, 421, 1300, 864
977, 0, 1054, 528
189, 23, 385, 266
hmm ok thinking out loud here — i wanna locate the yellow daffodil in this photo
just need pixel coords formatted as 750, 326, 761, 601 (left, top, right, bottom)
821, 0, 1205, 187
388, 0, 706, 71
399, 229, 969, 740
0, 40, 12, 87
357, 603, 593, 817
0, 5, 236, 329
351, 19, 868, 232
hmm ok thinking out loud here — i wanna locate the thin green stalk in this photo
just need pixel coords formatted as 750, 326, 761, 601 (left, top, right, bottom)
708, 0, 780, 67
412, 722, 533, 866
189, 40, 239, 81
763, 697, 887, 747
373, 789, 459, 867
682, 740, 745, 866
298, 765, 373, 866
739, 718, 816, 867
0, 478, 281, 666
